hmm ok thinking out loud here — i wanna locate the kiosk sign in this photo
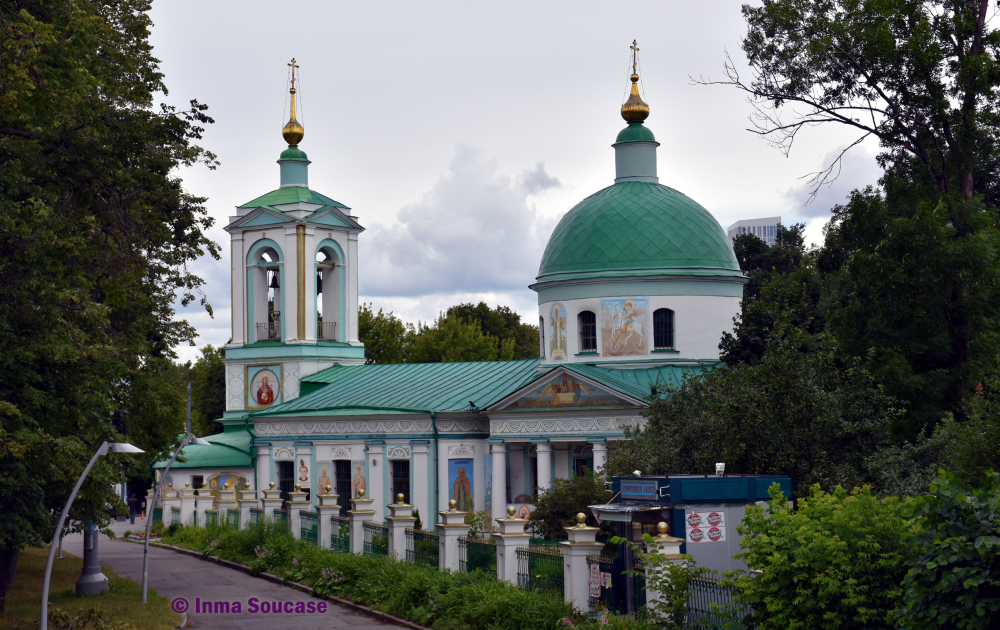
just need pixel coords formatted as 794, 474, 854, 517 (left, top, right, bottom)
685, 510, 726, 543
620, 479, 658, 500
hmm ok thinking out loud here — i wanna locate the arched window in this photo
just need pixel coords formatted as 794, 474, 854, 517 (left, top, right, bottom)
653, 308, 674, 350
578, 310, 597, 352
539, 316, 545, 358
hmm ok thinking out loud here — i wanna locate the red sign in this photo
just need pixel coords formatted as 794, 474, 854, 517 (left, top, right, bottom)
707, 527, 723, 541
687, 513, 703, 527
707, 512, 722, 526
689, 527, 705, 542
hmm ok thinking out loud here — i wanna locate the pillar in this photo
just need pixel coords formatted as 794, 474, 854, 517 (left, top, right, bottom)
494, 506, 530, 584
294, 443, 313, 507
644, 522, 685, 607
76, 524, 109, 595
256, 445, 271, 489
179, 483, 197, 525
143, 486, 157, 523
490, 443, 508, 522
592, 440, 608, 475
239, 484, 257, 528
367, 444, 385, 522
316, 485, 340, 550
217, 486, 238, 528
348, 491, 376, 554
162, 484, 180, 524
554, 443, 570, 480
287, 483, 310, 538
260, 482, 284, 524
561, 514, 604, 610
386, 493, 416, 561
411, 443, 430, 525
195, 489, 211, 528
437, 500, 470, 572
535, 441, 552, 492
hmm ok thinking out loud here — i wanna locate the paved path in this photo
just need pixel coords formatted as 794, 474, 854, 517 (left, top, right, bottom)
60, 524, 396, 629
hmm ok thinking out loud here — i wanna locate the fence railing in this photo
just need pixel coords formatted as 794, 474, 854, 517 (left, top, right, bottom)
516, 546, 564, 595
318, 321, 337, 341
205, 510, 218, 527
249, 507, 262, 527
632, 559, 646, 613
459, 536, 497, 574
587, 554, 616, 613
688, 576, 748, 628
300, 511, 318, 547
363, 522, 388, 557
274, 508, 288, 530
256, 316, 281, 342
405, 528, 439, 568
170, 507, 180, 525
330, 515, 350, 553
193, 511, 197, 527
226, 508, 239, 529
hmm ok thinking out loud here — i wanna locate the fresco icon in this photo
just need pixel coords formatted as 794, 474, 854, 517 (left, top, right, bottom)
600, 298, 649, 356
550, 303, 567, 360
248, 367, 280, 407
448, 459, 473, 512
503, 372, 632, 409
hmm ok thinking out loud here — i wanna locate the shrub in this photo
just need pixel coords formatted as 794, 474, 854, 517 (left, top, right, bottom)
734, 483, 909, 629
895, 471, 1000, 629
529, 472, 613, 543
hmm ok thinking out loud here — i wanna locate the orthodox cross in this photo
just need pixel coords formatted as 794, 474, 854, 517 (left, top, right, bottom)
288, 58, 299, 89
630, 40, 639, 73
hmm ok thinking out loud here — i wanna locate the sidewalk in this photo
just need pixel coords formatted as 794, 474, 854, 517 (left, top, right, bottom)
60, 528, 396, 629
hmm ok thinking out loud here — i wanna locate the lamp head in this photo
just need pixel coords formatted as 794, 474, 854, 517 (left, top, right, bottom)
109, 442, 144, 454
189, 436, 211, 446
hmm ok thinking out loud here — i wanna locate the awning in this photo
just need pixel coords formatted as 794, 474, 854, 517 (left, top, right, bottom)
588, 502, 670, 523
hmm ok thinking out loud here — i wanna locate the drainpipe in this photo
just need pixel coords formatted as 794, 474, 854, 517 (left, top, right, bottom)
431, 412, 439, 519
243, 416, 256, 484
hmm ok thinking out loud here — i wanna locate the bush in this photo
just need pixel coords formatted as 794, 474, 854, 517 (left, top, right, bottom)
895, 471, 1000, 629
734, 484, 909, 629
529, 472, 613, 543
160, 520, 576, 630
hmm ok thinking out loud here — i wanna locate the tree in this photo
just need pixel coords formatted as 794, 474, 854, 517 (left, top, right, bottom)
408, 313, 515, 363
528, 472, 613, 543
189, 345, 226, 436
0, 0, 217, 602
358, 303, 412, 364
447, 302, 540, 359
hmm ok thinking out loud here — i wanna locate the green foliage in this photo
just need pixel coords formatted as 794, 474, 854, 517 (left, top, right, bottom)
447, 302, 540, 359
463, 503, 497, 541
529, 472, 613, 544
359, 303, 411, 365
187, 345, 226, 436
161, 521, 577, 630
609, 326, 900, 497
409, 313, 514, 363
734, 484, 910, 630
412, 508, 422, 531
895, 471, 1000, 629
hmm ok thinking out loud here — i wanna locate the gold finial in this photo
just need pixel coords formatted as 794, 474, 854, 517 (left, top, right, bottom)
282, 58, 305, 146
167, 482, 173, 489
325, 485, 332, 493
357, 489, 365, 498
621, 40, 650, 123
449, 499, 457, 511
507, 506, 516, 517
295, 483, 301, 491
397, 493, 405, 504
575, 513, 587, 528
269, 481, 275, 489
657, 522, 669, 536
184, 482, 190, 488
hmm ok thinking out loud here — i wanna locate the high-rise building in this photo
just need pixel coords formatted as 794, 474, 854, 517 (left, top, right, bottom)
728, 217, 781, 247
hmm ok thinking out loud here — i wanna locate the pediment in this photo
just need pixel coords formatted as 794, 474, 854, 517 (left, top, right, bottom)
489, 367, 643, 411
226, 207, 292, 229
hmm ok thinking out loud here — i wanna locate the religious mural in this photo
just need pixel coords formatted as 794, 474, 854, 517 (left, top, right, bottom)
549, 303, 567, 360
502, 372, 633, 409
484, 455, 493, 512
351, 463, 367, 498
449, 459, 473, 511
297, 459, 309, 484
600, 298, 649, 357
317, 464, 332, 492
513, 494, 535, 519
246, 364, 282, 409
205, 472, 248, 508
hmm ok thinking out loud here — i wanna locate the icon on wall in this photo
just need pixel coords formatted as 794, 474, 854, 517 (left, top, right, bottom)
246, 365, 282, 409
550, 303, 567, 360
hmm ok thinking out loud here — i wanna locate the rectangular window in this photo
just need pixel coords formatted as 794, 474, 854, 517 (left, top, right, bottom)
579, 311, 597, 352
191, 475, 203, 490
653, 309, 675, 349
276, 461, 294, 507
334, 460, 351, 516
391, 459, 411, 504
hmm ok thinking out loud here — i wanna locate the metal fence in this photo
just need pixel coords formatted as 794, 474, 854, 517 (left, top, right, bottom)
249, 507, 262, 527
274, 508, 288, 530
363, 522, 388, 557
300, 511, 318, 546
459, 537, 497, 574
633, 559, 647, 613
587, 554, 616, 612
405, 528, 439, 568
193, 510, 197, 527
330, 515, 349, 553
516, 546, 564, 595
170, 507, 180, 525
205, 510, 218, 527
688, 576, 749, 628
226, 508, 239, 529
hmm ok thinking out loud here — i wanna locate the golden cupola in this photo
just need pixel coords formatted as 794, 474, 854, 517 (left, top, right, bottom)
621, 40, 650, 122
282, 58, 305, 146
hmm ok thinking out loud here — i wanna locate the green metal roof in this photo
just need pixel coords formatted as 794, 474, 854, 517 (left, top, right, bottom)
615, 122, 656, 144
253, 359, 546, 416
565, 363, 705, 399
239, 186, 348, 210
536, 182, 740, 280
279, 146, 309, 162
301, 364, 365, 384
152, 427, 253, 469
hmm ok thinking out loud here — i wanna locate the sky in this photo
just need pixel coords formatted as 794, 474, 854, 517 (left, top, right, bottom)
149, 1, 883, 364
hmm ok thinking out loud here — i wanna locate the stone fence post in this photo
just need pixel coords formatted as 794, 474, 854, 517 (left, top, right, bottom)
287, 483, 310, 538
438, 500, 470, 571
348, 490, 376, 554
162, 483, 180, 524
239, 485, 257, 527
494, 506, 530, 584
195, 490, 210, 528
561, 514, 604, 610
315, 484, 340, 550
178, 483, 197, 525
217, 485, 238, 527
387, 494, 416, 561
260, 482, 284, 523
644, 522, 685, 608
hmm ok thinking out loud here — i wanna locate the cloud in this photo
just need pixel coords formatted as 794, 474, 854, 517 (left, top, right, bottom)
784, 145, 882, 219
360, 145, 559, 297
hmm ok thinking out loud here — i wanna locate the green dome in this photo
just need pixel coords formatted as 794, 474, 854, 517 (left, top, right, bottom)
615, 122, 656, 144
279, 145, 309, 162
537, 181, 740, 279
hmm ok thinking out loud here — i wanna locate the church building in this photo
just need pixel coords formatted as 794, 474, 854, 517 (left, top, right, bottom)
154, 50, 746, 526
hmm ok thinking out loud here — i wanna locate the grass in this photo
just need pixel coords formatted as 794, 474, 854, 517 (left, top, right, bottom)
0, 546, 181, 630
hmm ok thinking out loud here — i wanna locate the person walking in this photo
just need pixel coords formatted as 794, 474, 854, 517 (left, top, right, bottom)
128, 493, 141, 524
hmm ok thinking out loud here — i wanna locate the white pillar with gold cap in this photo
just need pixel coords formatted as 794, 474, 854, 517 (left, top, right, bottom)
260, 481, 284, 522
195, 488, 211, 528
386, 493, 416, 560
217, 485, 239, 527
494, 506, 530, 584
239, 483, 257, 528
161, 483, 181, 524
348, 490, 376, 554
437, 499, 470, 572
315, 484, 340, 550
287, 483, 310, 538
178, 483, 197, 525
561, 513, 605, 610
644, 521, 685, 607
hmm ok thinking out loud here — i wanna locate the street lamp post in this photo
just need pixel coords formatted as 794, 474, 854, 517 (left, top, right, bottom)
41, 441, 144, 630
142, 433, 209, 603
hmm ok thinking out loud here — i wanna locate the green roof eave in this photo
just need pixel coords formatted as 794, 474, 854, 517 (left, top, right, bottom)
531, 267, 748, 289
251, 406, 427, 418
238, 186, 349, 210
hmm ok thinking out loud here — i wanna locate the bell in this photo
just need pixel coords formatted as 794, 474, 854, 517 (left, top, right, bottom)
268, 271, 279, 289
316, 273, 322, 294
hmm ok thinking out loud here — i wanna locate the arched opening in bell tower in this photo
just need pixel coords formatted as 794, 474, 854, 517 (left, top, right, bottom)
247, 240, 284, 343
315, 240, 344, 342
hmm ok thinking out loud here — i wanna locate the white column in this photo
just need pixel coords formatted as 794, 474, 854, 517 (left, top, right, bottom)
368, 445, 385, 523
386, 496, 416, 560
536, 442, 553, 492
348, 494, 376, 554
260, 483, 284, 522
490, 444, 508, 522
195, 490, 211, 528
592, 441, 608, 475
437, 444, 450, 514
644, 522, 685, 607
179, 484, 197, 525
412, 444, 430, 526
302, 227, 317, 342
239, 487, 257, 528
282, 225, 298, 342
554, 444, 570, 480
561, 515, 604, 610
494, 507, 529, 584
287, 485, 309, 538
347, 232, 360, 344
437, 501, 470, 572
231, 234, 245, 345
256, 446, 271, 490
316, 487, 340, 550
